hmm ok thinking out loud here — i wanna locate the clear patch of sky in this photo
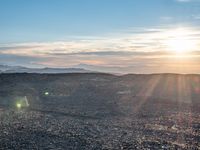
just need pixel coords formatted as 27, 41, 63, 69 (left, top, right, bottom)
0, 0, 200, 43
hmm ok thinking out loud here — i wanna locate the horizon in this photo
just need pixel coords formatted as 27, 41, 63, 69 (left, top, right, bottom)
1, 64, 200, 75
1, 0, 200, 73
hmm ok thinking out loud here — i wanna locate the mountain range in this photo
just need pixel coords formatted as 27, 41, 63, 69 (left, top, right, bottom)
0, 65, 92, 74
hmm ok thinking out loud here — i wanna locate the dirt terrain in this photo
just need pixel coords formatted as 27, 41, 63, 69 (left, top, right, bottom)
0, 73, 199, 149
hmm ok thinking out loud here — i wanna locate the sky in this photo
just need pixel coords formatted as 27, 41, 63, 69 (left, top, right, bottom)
0, 0, 200, 73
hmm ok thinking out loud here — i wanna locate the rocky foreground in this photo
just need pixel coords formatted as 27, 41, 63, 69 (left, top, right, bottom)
0, 73, 200, 149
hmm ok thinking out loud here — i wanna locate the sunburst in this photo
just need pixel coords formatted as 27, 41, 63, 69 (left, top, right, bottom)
165, 28, 197, 54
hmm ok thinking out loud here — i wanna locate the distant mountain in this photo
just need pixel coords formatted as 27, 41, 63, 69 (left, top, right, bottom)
73, 63, 125, 74
0, 65, 92, 74
0, 65, 14, 72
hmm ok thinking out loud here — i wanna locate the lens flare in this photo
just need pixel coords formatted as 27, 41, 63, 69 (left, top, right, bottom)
45, 92, 49, 96
16, 103, 22, 109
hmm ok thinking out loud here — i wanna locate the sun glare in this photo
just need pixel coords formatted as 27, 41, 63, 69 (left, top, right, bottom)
168, 37, 195, 54
165, 28, 197, 54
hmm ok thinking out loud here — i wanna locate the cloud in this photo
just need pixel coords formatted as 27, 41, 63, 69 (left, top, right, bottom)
0, 53, 44, 67
1, 26, 199, 57
160, 16, 173, 21
192, 14, 200, 20
0, 26, 200, 73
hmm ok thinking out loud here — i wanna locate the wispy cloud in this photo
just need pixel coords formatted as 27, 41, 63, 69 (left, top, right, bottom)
0, 26, 200, 73
160, 16, 173, 21
1, 26, 199, 56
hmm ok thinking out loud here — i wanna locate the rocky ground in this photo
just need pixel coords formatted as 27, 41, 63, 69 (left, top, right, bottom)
0, 73, 200, 149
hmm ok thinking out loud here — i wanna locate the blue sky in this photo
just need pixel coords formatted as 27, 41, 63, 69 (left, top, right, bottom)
0, 0, 200, 73
1, 0, 199, 43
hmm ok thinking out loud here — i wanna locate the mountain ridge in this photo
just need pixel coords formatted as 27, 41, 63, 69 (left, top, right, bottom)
0, 65, 92, 74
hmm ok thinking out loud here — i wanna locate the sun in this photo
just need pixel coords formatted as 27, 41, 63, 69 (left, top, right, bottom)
165, 28, 197, 54
168, 37, 195, 54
